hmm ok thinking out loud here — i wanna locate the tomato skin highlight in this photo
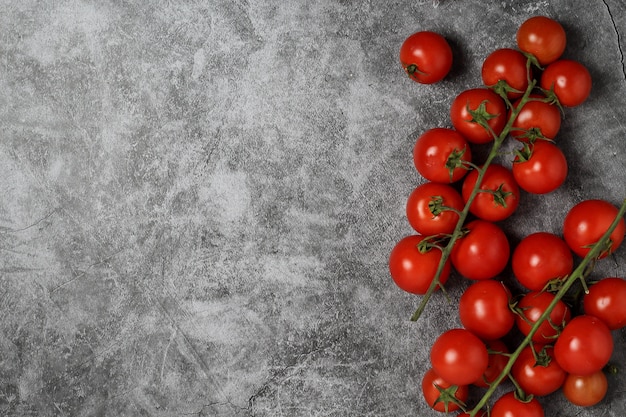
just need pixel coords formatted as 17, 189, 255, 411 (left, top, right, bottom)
554, 315, 614, 376
413, 128, 472, 183
388, 235, 450, 295
430, 328, 489, 386
459, 280, 515, 341
540, 59, 592, 107
511, 345, 566, 397
563, 199, 626, 259
491, 391, 545, 417
584, 277, 626, 330
450, 88, 507, 144
400, 31, 453, 84
516, 16, 566, 66
406, 182, 463, 236
512, 232, 573, 291
562, 371, 608, 407
421, 368, 469, 412
451, 220, 510, 280
512, 140, 568, 195
462, 163, 520, 221
515, 291, 571, 344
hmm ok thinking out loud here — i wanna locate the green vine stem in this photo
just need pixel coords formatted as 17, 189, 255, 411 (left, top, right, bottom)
410, 79, 537, 322
467, 198, 626, 416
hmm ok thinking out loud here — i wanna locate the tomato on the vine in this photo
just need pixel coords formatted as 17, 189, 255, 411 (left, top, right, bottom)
450, 88, 507, 144
511, 345, 566, 397
388, 235, 450, 295
512, 140, 568, 195
491, 391, 544, 417
562, 371, 608, 407
451, 220, 510, 280
459, 280, 515, 340
514, 291, 571, 344
584, 277, 626, 330
481, 48, 530, 98
511, 232, 573, 291
400, 31, 453, 84
430, 328, 489, 386
421, 368, 468, 412
554, 315, 614, 376
406, 182, 463, 236
413, 128, 472, 183
516, 16, 566, 66
540, 59, 592, 107
462, 163, 520, 221
473, 339, 510, 388
563, 199, 626, 259
509, 95, 561, 142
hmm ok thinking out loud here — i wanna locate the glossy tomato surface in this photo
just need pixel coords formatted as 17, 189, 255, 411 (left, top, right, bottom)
400, 31, 453, 84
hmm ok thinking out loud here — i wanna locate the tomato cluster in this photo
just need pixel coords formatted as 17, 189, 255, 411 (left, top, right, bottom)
394, 16, 626, 416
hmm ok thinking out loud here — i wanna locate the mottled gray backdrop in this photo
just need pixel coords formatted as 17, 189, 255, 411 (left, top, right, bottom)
1, 0, 626, 416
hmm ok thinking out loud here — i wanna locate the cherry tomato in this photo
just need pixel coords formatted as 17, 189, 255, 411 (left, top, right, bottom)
515, 291, 571, 344
562, 371, 608, 407
430, 328, 489, 386
462, 164, 520, 221
450, 88, 507, 144
554, 315, 614, 376
516, 16, 566, 66
459, 280, 515, 340
406, 182, 463, 236
491, 391, 544, 417
400, 31, 453, 84
512, 140, 568, 195
511, 232, 573, 291
389, 235, 450, 295
457, 412, 487, 417
481, 48, 530, 98
584, 277, 626, 330
421, 368, 469, 412
511, 345, 566, 397
509, 95, 561, 142
563, 199, 626, 259
413, 128, 472, 183
540, 59, 592, 107
473, 339, 510, 388
451, 220, 510, 280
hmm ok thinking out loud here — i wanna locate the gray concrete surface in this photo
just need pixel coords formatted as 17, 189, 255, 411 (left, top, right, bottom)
1, 0, 626, 416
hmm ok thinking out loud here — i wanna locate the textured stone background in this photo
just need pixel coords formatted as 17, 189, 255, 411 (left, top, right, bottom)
1, 0, 626, 416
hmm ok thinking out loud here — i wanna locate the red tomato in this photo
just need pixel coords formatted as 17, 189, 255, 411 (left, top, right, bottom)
406, 182, 463, 236
450, 88, 507, 144
584, 277, 626, 330
430, 328, 489, 386
554, 315, 614, 376
512, 140, 568, 194
509, 95, 561, 142
473, 339, 510, 388
511, 345, 566, 397
388, 235, 450, 295
481, 48, 530, 98
511, 232, 573, 291
540, 59, 592, 107
516, 16, 566, 66
562, 371, 608, 407
421, 368, 469, 412
451, 220, 510, 280
491, 391, 545, 417
459, 280, 515, 340
462, 164, 520, 221
457, 412, 487, 417
563, 199, 626, 259
400, 31, 453, 84
413, 128, 473, 183
515, 291, 571, 344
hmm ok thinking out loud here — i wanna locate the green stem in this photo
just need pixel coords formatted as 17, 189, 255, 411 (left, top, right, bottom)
467, 198, 626, 416
410, 80, 537, 322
